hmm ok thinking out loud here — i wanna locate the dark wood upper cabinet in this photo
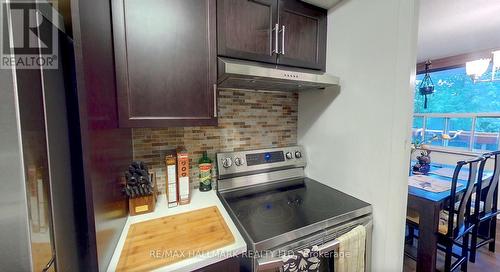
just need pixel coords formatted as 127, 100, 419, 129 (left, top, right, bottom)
112, 0, 217, 127
277, 0, 327, 70
217, 0, 278, 64
217, 0, 327, 71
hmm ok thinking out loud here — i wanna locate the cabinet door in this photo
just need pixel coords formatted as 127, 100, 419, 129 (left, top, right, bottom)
112, 0, 217, 127
193, 256, 240, 272
217, 0, 278, 64
277, 0, 327, 70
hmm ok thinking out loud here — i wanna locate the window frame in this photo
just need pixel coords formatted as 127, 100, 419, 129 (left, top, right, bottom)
414, 49, 500, 154
413, 112, 500, 154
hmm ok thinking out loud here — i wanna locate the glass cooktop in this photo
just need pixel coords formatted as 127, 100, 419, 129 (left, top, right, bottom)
219, 178, 371, 245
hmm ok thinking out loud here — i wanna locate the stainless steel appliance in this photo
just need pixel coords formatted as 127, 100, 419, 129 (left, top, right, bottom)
300, 0, 343, 10
1, 6, 82, 271
217, 57, 340, 92
217, 146, 373, 271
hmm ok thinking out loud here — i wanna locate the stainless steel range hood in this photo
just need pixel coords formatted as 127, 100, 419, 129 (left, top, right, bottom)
217, 57, 339, 92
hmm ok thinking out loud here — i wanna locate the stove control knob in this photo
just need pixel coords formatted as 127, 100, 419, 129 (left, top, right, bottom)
285, 152, 293, 160
234, 157, 243, 166
222, 157, 233, 168
294, 151, 302, 159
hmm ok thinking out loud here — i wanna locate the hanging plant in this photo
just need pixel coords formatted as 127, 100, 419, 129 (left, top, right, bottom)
419, 60, 435, 109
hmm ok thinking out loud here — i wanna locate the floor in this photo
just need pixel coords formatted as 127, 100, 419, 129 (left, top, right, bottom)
403, 219, 500, 272
32, 242, 54, 272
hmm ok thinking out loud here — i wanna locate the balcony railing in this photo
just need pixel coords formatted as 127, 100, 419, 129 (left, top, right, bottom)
412, 113, 500, 153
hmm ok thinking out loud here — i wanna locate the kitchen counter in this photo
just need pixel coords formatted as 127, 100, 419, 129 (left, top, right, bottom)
106, 190, 247, 272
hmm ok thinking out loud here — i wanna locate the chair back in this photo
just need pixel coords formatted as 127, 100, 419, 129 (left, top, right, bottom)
473, 154, 490, 218
447, 156, 485, 238
483, 151, 500, 214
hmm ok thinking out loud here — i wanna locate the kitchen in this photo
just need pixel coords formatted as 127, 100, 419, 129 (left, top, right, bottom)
2, 0, 418, 272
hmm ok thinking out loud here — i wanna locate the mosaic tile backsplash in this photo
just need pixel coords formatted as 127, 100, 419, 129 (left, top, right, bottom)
132, 89, 298, 192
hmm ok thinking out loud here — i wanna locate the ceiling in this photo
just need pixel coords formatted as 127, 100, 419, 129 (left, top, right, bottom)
417, 0, 500, 62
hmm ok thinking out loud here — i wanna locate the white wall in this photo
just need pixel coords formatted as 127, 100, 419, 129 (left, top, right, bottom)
298, 0, 419, 271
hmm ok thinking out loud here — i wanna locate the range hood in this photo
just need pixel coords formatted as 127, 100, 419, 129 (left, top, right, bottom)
217, 57, 339, 92
301, 0, 343, 10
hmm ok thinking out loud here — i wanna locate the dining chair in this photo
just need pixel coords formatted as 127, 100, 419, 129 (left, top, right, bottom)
469, 150, 500, 262
406, 156, 485, 272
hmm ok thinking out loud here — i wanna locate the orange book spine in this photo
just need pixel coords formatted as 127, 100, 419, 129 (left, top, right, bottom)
177, 149, 190, 205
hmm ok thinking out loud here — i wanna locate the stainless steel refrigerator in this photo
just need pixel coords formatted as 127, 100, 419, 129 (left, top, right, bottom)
1, 1, 134, 270
1, 5, 82, 271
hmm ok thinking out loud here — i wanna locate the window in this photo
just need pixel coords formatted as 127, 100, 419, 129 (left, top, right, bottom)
474, 118, 500, 151
412, 116, 423, 143
414, 66, 500, 113
447, 118, 472, 149
413, 66, 500, 152
425, 118, 445, 147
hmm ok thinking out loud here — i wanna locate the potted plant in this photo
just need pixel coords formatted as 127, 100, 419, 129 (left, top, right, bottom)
410, 130, 463, 174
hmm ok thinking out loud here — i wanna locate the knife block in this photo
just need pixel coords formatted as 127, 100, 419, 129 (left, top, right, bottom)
129, 173, 158, 216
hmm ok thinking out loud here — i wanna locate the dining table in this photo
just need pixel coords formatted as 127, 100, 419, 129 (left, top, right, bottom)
406, 163, 493, 272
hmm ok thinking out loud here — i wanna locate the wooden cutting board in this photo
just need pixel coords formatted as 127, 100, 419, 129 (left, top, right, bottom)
117, 206, 235, 272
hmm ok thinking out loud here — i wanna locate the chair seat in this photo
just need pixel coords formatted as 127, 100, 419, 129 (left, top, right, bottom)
470, 193, 485, 213
406, 209, 457, 235
454, 200, 484, 214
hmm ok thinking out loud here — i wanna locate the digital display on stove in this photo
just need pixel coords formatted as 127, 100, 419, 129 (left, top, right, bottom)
246, 151, 285, 166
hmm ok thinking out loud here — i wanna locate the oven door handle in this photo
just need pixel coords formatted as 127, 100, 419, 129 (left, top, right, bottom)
256, 239, 340, 271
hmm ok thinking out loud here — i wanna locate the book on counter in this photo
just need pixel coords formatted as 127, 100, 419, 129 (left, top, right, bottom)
176, 147, 190, 205
164, 150, 178, 208
164, 147, 191, 207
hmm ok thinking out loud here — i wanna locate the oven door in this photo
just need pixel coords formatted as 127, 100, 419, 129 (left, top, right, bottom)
255, 216, 373, 272
257, 239, 339, 272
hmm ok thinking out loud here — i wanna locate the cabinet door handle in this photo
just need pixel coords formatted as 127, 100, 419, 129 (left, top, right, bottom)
273, 23, 279, 54
280, 25, 285, 55
213, 84, 217, 117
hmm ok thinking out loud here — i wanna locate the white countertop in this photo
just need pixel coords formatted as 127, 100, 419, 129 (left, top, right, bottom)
106, 190, 247, 272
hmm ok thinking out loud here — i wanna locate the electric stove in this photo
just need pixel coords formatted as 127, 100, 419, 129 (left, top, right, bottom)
216, 146, 372, 272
